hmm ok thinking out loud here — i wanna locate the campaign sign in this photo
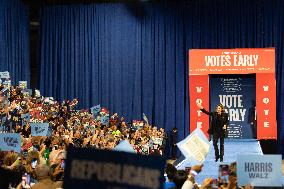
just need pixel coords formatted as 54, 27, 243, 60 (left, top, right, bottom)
0, 71, 10, 79
21, 113, 30, 126
0, 117, 6, 126
3, 80, 11, 89
0, 133, 21, 153
90, 104, 101, 116
237, 154, 282, 187
64, 147, 165, 189
177, 128, 210, 164
19, 81, 27, 89
101, 116, 109, 125
30, 123, 51, 136
113, 140, 136, 154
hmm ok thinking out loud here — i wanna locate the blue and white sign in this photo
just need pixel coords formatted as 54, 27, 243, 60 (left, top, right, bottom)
19, 81, 27, 89
30, 123, 51, 136
21, 113, 30, 126
177, 128, 210, 164
21, 89, 32, 96
90, 104, 101, 116
0, 71, 10, 79
0, 133, 21, 153
64, 147, 165, 189
113, 140, 136, 154
101, 116, 109, 125
0, 116, 7, 126
237, 154, 282, 187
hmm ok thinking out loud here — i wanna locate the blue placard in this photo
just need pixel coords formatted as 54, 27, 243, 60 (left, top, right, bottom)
21, 113, 30, 126
90, 104, 101, 115
113, 140, 136, 154
30, 123, 51, 136
63, 147, 165, 189
177, 128, 210, 165
0, 133, 21, 153
101, 116, 109, 125
237, 154, 282, 187
0, 116, 7, 126
0, 71, 10, 79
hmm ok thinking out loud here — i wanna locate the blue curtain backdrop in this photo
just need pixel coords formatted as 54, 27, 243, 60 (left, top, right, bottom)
0, 0, 30, 84
38, 1, 284, 155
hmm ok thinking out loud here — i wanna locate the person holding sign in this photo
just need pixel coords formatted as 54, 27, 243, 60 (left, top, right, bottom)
197, 103, 228, 162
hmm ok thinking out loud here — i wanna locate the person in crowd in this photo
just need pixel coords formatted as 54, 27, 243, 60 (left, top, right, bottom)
197, 103, 229, 162
164, 163, 177, 189
170, 127, 178, 160
0, 81, 166, 189
173, 170, 189, 189
30, 164, 55, 189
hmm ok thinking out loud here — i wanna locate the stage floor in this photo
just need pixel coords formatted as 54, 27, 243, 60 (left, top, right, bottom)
175, 139, 263, 184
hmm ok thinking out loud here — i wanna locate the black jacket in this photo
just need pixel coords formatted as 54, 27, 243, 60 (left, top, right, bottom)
200, 108, 229, 136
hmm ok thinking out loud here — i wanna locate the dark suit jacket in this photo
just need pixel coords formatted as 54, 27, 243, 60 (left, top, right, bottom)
200, 108, 229, 136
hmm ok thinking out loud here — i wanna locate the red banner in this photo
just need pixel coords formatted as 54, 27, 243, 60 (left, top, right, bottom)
256, 73, 277, 139
189, 48, 275, 75
189, 48, 276, 140
189, 75, 209, 137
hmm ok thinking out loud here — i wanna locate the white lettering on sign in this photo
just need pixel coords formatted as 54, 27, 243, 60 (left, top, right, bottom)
196, 87, 203, 93
197, 122, 202, 128
263, 98, 269, 104
204, 54, 259, 67
196, 99, 203, 105
263, 86, 269, 91
70, 159, 161, 189
197, 110, 202, 117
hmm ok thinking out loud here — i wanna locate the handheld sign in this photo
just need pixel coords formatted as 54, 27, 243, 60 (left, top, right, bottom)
177, 128, 210, 164
90, 104, 101, 116
3, 80, 11, 89
21, 113, 30, 126
19, 81, 27, 89
113, 140, 136, 154
0, 133, 21, 153
101, 116, 109, 125
237, 154, 282, 187
143, 113, 149, 125
0, 71, 10, 79
64, 147, 165, 189
30, 123, 51, 136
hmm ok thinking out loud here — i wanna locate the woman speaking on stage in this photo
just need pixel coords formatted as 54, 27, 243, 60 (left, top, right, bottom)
197, 103, 229, 162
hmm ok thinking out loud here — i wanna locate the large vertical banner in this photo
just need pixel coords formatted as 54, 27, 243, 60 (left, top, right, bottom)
189, 48, 276, 140
189, 75, 209, 136
256, 73, 277, 139
210, 75, 256, 139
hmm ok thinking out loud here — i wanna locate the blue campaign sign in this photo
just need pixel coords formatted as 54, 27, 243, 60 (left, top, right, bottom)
1, 116, 7, 126
0, 133, 21, 153
177, 128, 210, 165
64, 147, 165, 189
90, 104, 101, 116
237, 154, 282, 187
21, 113, 30, 126
0, 71, 10, 79
113, 140, 136, 154
30, 123, 51, 136
101, 116, 109, 125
